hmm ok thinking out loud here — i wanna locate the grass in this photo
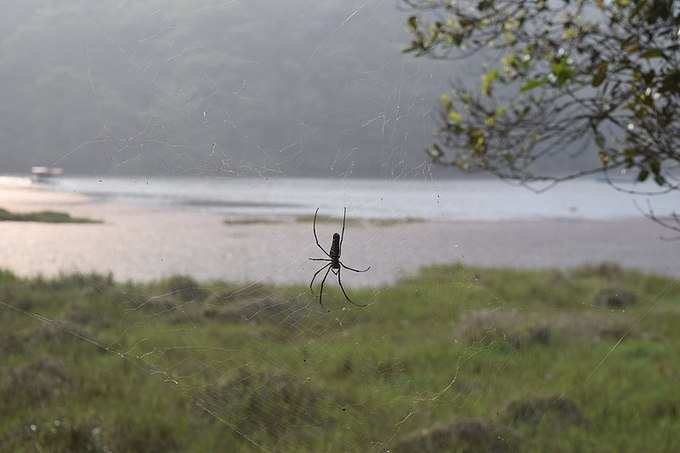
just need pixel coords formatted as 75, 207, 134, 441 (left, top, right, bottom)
0, 208, 100, 224
0, 263, 679, 452
367, 217, 423, 227
223, 218, 283, 226
295, 214, 422, 227
295, 214, 362, 225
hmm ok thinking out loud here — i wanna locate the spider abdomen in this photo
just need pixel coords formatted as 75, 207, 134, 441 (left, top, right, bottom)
330, 233, 341, 259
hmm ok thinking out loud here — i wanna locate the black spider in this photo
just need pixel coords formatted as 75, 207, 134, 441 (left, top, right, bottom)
309, 207, 370, 307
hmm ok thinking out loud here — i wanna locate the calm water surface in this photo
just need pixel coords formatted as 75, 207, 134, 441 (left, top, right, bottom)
49, 176, 677, 221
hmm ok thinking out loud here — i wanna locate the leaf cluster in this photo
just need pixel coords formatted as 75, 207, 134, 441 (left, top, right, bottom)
404, 0, 680, 190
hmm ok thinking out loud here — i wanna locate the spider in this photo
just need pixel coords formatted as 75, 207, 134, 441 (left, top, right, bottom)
309, 207, 371, 308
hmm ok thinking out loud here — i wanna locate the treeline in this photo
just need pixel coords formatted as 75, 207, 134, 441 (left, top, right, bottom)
0, 0, 450, 177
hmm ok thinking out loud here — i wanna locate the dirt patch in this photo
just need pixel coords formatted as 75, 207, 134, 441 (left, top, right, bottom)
392, 419, 519, 453
502, 396, 585, 427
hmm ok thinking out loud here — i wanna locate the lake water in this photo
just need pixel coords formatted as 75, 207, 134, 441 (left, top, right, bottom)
2, 175, 678, 282
48, 176, 677, 221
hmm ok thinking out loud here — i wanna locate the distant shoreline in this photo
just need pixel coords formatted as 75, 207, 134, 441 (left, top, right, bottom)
5, 174, 676, 223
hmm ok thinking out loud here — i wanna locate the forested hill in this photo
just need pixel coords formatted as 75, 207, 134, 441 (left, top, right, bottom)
0, 1, 447, 177
0, 1, 595, 178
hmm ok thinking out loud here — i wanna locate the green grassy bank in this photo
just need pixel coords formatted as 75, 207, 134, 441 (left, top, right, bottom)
0, 208, 100, 224
0, 263, 678, 452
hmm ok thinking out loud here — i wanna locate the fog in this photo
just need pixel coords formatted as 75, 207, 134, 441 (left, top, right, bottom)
0, 0, 592, 178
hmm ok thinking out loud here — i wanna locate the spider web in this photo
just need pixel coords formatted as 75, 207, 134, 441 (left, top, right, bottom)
1, 1, 679, 452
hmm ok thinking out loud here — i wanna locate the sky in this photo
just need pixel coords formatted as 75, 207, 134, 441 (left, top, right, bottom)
0, 0, 592, 178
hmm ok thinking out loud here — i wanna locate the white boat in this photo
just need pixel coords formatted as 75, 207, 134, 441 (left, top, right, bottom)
31, 166, 63, 183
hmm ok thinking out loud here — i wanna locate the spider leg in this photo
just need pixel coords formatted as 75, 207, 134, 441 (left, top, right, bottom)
339, 207, 346, 251
331, 267, 339, 275
318, 265, 332, 307
340, 261, 371, 273
310, 262, 331, 293
309, 258, 332, 262
313, 208, 331, 257
337, 270, 367, 307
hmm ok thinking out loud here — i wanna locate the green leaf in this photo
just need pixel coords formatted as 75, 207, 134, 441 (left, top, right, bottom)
562, 26, 579, 40
551, 59, 575, 87
402, 42, 418, 53
468, 127, 487, 154
407, 16, 418, 31
520, 78, 547, 92
630, 0, 648, 18
621, 36, 640, 53
660, 70, 680, 94
640, 48, 665, 59
637, 169, 649, 182
448, 111, 463, 123
478, 0, 494, 11
592, 62, 608, 87
426, 144, 444, 159
440, 93, 453, 110
481, 68, 499, 96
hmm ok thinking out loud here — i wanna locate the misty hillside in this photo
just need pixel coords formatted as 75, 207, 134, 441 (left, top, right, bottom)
0, 1, 594, 178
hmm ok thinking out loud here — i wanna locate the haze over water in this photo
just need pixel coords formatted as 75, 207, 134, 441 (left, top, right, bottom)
51, 176, 677, 221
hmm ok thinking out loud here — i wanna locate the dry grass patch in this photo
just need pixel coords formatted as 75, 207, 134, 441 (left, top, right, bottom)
501, 395, 585, 427
456, 309, 637, 349
392, 419, 519, 453
455, 309, 551, 349
1, 358, 72, 406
